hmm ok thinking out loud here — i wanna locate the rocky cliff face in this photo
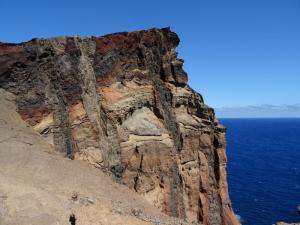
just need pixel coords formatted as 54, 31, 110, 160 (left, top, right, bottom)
0, 89, 194, 225
0, 28, 240, 225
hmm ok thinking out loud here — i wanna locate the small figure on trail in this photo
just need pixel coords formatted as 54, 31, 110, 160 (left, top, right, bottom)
69, 213, 76, 225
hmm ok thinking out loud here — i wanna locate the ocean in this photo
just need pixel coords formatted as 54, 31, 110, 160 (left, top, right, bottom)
220, 118, 300, 225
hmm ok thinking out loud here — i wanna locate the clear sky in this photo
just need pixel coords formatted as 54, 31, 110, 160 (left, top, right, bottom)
1, 0, 300, 114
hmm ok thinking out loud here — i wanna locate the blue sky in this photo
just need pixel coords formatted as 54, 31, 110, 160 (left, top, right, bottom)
1, 0, 299, 116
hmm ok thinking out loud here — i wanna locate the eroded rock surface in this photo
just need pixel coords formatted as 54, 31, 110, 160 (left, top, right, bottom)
0, 89, 191, 225
0, 28, 240, 225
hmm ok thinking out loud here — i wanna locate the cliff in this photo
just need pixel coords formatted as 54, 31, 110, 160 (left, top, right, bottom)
0, 89, 191, 225
0, 28, 240, 225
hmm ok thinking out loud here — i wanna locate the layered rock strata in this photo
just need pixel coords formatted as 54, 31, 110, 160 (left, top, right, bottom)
0, 28, 239, 225
0, 89, 191, 225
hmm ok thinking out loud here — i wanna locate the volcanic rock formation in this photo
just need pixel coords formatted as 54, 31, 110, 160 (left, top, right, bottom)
0, 28, 240, 225
0, 89, 194, 225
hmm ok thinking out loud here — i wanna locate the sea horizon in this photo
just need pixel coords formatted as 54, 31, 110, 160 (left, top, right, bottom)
221, 118, 300, 225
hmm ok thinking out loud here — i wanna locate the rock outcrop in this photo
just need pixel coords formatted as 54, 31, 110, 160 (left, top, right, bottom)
274, 206, 300, 225
0, 89, 191, 225
0, 28, 240, 225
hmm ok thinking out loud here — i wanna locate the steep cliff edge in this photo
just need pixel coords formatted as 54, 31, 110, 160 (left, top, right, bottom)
0, 28, 240, 225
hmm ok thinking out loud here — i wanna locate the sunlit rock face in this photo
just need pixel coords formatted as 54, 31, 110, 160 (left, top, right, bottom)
0, 28, 240, 225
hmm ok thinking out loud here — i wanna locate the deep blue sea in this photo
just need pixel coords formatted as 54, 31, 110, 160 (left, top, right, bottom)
220, 118, 300, 225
